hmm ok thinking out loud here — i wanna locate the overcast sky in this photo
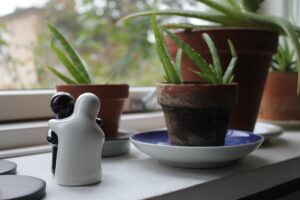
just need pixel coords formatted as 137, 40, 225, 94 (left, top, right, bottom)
0, 0, 48, 16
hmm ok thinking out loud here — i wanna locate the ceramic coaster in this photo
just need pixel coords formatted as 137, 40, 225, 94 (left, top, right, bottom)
0, 175, 46, 200
102, 131, 132, 157
0, 160, 17, 175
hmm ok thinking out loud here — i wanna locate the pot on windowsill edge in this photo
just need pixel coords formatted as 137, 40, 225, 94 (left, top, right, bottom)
157, 83, 238, 146
56, 84, 129, 139
258, 71, 300, 122
165, 27, 278, 132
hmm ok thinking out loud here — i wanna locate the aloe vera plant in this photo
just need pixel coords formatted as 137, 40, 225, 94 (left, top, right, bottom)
47, 24, 94, 84
120, 0, 300, 93
271, 37, 297, 72
153, 15, 237, 84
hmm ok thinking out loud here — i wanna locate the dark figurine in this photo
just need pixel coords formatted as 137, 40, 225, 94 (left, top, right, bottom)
47, 92, 75, 174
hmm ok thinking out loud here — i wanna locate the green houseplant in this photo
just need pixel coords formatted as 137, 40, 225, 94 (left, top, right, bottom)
47, 24, 129, 138
152, 15, 238, 146
259, 37, 300, 123
120, 0, 300, 132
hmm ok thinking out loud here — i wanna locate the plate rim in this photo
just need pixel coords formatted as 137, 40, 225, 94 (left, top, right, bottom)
130, 129, 264, 150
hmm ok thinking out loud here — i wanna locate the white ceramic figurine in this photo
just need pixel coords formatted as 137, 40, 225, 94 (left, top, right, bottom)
48, 93, 105, 186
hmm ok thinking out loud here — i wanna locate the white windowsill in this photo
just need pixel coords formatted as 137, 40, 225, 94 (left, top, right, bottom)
0, 111, 165, 156
5, 130, 300, 199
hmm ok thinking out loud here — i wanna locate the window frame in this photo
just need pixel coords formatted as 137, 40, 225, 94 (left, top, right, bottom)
0, 86, 160, 122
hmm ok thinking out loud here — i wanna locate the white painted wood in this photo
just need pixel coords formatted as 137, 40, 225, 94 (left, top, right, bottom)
7, 131, 300, 199
0, 87, 159, 121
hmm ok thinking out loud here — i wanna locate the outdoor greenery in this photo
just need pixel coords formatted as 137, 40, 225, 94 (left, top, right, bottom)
120, 0, 300, 93
271, 37, 297, 72
33, 0, 196, 88
47, 24, 94, 84
153, 15, 237, 84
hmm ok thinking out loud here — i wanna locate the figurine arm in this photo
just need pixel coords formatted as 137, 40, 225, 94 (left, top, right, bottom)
48, 119, 60, 134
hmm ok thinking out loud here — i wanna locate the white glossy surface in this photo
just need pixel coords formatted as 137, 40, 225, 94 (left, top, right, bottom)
131, 132, 263, 168
48, 93, 105, 186
254, 122, 284, 140
7, 131, 300, 200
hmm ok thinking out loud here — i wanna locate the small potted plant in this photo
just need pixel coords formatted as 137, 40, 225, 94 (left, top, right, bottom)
152, 15, 238, 146
259, 37, 300, 122
47, 24, 129, 138
120, 0, 300, 132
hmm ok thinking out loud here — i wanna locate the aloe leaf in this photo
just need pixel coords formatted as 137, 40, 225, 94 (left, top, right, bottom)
175, 48, 183, 82
51, 41, 88, 83
161, 26, 216, 80
195, 0, 238, 17
47, 23, 92, 83
223, 40, 237, 83
118, 10, 238, 26
226, 0, 241, 10
152, 15, 181, 84
190, 69, 215, 84
202, 33, 223, 82
229, 75, 234, 83
241, 0, 265, 12
46, 65, 76, 84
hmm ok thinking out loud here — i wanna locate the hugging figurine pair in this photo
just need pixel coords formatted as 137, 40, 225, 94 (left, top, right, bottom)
47, 92, 105, 186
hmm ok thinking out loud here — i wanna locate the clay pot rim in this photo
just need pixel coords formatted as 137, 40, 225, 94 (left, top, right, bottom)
269, 71, 297, 74
56, 84, 129, 87
157, 82, 238, 88
56, 84, 129, 98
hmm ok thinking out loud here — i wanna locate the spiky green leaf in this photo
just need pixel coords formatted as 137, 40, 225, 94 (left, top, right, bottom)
50, 41, 88, 83
202, 33, 223, 82
175, 48, 183, 82
47, 23, 93, 83
223, 40, 237, 83
152, 15, 181, 84
241, 0, 265, 12
46, 65, 76, 84
161, 26, 216, 79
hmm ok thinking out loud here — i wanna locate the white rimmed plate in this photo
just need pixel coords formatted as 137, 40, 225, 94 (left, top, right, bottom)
254, 122, 284, 141
131, 130, 263, 168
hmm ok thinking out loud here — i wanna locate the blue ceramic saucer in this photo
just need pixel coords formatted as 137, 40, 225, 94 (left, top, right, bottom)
131, 130, 263, 168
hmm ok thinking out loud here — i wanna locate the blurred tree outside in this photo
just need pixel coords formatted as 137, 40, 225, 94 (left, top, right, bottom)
34, 0, 165, 88
0, 0, 197, 89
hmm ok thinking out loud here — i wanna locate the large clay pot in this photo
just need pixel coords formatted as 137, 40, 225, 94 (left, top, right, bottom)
56, 84, 129, 138
259, 72, 300, 121
165, 28, 278, 131
157, 83, 238, 146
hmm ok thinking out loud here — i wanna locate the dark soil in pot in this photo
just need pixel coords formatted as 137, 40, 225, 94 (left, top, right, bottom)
165, 27, 278, 131
157, 83, 238, 146
56, 84, 129, 138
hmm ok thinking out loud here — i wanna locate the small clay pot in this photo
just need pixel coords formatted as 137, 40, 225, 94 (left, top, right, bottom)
56, 84, 129, 138
165, 27, 278, 131
157, 83, 238, 146
259, 72, 300, 121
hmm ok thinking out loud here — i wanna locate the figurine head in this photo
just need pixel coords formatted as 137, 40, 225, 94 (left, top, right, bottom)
51, 92, 75, 119
74, 93, 100, 119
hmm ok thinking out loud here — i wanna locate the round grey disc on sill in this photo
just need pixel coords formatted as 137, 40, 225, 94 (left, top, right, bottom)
102, 131, 133, 157
0, 175, 46, 200
0, 160, 17, 175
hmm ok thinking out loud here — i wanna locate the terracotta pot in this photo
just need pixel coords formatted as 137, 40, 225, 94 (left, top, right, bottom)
165, 27, 278, 131
157, 83, 238, 146
259, 72, 300, 121
56, 84, 129, 138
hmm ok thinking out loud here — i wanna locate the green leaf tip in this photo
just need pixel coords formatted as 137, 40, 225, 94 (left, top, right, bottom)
47, 23, 93, 84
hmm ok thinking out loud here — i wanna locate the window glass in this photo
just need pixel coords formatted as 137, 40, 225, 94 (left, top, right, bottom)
0, 0, 200, 90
